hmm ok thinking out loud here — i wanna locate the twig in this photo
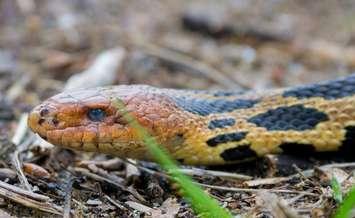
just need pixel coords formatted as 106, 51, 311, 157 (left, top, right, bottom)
12, 144, 33, 191
78, 158, 123, 171
73, 167, 146, 203
123, 159, 169, 179
12, 135, 36, 192
0, 183, 62, 215
125, 201, 154, 214
319, 162, 355, 169
11, 113, 29, 146
286, 194, 306, 205
177, 168, 252, 180
125, 159, 252, 181
72, 198, 88, 211
104, 195, 126, 211
0, 180, 49, 202
244, 177, 290, 187
11, 113, 35, 191
87, 163, 125, 184
197, 183, 319, 196
63, 177, 74, 218
289, 162, 355, 179
125, 158, 317, 197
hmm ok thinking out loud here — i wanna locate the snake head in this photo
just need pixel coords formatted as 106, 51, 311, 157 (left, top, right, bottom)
28, 86, 189, 160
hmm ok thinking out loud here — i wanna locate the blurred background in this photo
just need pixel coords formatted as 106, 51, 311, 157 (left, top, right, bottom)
1, 0, 355, 216
1, 0, 355, 99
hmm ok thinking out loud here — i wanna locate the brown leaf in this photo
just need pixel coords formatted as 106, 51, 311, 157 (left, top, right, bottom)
23, 163, 51, 179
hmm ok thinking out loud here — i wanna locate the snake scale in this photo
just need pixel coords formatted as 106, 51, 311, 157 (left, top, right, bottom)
28, 74, 355, 165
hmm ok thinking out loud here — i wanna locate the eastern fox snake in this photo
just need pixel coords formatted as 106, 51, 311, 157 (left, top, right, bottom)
28, 74, 355, 165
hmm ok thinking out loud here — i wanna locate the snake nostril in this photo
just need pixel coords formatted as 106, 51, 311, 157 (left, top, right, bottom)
38, 118, 45, 125
39, 108, 50, 117
52, 118, 59, 126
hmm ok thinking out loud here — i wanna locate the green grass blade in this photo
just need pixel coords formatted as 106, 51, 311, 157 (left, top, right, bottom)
112, 99, 232, 218
331, 176, 343, 203
333, 186, 355, 218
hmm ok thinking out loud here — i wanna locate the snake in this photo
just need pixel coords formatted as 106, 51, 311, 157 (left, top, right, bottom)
28, 74, 355, 165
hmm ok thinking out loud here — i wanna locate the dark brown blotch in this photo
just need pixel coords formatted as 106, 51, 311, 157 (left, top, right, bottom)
220, 145, 257, 161
279, 142, 316, 155
206, 132, 247, 147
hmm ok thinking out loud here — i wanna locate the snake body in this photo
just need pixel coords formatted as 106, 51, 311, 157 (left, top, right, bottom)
28, 74, 355, 165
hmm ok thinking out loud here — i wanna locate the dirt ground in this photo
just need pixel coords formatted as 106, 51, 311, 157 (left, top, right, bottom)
1, 0, 355, 217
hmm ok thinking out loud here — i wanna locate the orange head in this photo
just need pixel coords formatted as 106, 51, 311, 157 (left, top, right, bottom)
28, 86, 191, 160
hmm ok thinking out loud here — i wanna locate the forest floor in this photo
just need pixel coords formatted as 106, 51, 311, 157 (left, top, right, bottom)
1, 0, 355, 217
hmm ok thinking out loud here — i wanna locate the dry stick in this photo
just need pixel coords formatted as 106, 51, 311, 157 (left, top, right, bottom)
73, 167, 146, 203
87, 163, 125, 184
104, 195, 126, 211
132, 40, 249, 89
63, 178, 74, 218
125, 201, 154, 214
79, 158, 123, 171
286, 194, 306, 205
244, 177, 290, 187
123, 159, 169, 179
244, 162, 355, 187
0, 180, 49, 202
124, 158, 252, 181
11, 137, 34, 192
125, 159, 317, 197
197, 183, 319, 197
72, 198, 88, 212
11, 113, 34, 191
11, 114, 29, 146
0, 184, 62, 215
177, 168, 252, 180
289, 162, 355, 179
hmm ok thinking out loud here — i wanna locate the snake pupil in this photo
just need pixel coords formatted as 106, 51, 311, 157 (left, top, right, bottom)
88, 108, 106, 122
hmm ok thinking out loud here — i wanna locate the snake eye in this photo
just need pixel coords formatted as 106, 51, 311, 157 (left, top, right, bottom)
87, 108, 106, 122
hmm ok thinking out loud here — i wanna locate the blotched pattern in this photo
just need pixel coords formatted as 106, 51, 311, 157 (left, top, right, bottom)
28, 74, 355, 165
172, 96, 258, 116
206, 132, 247, 147
248, 104, 329, 131
283, 74, 355, 99
208, 118, 236, 129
